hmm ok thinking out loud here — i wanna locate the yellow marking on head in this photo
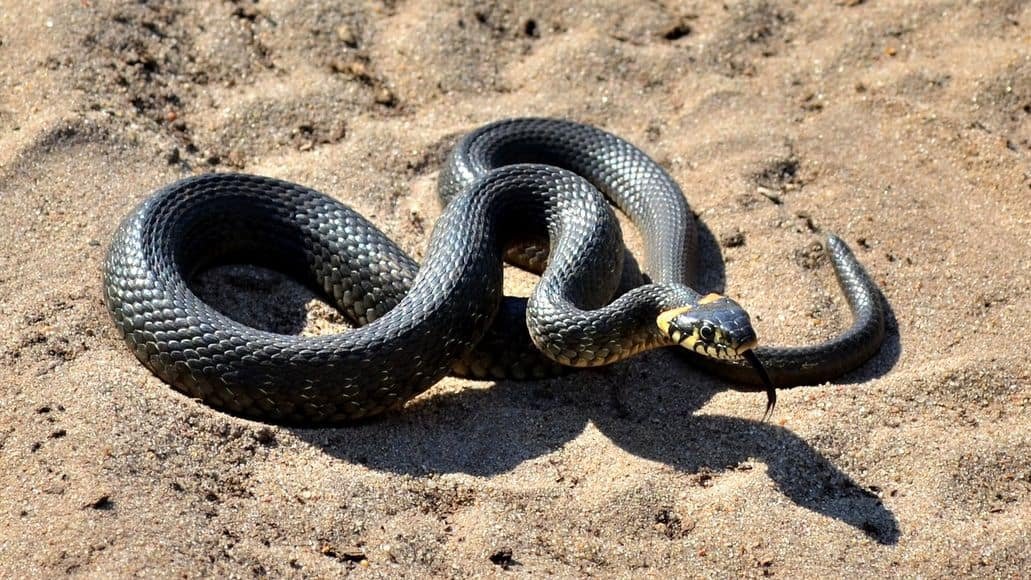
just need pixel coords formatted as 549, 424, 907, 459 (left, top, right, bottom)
698, 293, 724, 305
656, 306, 694, 335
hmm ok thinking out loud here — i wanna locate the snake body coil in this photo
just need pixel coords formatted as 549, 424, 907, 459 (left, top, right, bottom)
104, 118, 885, 424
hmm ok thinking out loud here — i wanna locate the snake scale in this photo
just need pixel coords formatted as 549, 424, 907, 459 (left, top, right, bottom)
103, 118, 886, 424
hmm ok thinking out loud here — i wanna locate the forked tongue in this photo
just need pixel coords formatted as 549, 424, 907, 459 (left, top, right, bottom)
742, 350, 776, 421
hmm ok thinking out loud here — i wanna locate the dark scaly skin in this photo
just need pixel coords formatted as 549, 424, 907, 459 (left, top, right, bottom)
104, 118, 886, 424
105, 167, 630, 423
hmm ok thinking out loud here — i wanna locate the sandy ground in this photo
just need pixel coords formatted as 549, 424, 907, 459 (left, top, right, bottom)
1, 0, 1028, 576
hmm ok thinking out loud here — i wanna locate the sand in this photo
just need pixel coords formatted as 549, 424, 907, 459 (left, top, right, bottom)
1, 0, 1028, 576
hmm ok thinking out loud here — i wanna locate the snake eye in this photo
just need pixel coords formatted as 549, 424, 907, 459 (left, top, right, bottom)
699, 324, 715, 342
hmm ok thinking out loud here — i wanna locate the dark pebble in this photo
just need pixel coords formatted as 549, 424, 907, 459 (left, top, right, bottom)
489, 547, 516, 569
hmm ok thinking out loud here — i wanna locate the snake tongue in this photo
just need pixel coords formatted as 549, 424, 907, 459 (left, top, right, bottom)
742, 350, 776, 422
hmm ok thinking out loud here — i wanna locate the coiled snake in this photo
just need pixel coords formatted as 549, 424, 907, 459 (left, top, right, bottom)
103, 118, 885, 424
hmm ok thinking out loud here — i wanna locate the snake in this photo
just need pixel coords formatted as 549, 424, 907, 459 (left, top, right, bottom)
103, 118, 886, 424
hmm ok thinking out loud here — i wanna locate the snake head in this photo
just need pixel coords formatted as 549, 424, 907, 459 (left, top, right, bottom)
656, 294, 758, 360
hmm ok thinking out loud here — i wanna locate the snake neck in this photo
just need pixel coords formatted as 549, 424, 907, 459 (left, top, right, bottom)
526, 282, 701, 367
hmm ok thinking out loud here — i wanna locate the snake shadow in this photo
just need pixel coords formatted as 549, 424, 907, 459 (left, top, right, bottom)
293, 354, 898, 544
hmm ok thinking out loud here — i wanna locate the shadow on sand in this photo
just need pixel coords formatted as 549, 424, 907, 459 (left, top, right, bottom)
293, 353, 899, 544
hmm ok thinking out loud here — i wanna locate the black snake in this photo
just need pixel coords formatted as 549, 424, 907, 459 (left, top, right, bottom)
103, 118, 886, 424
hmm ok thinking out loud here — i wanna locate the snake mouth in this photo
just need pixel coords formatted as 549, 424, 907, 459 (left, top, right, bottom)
695, 342, 745, 360
733, 339, 759, 358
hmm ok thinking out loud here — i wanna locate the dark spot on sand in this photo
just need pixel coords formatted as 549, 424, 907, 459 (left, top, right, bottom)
755, 158, 800, 190
663, 22, 692, 41
87, 495, 114, 510
794, 241, 826, 269
524, 19, 538, 38
321, 544, 366, 563
253, 427, 277, 446
720, 229, 746, 247
490, 547, 517, 569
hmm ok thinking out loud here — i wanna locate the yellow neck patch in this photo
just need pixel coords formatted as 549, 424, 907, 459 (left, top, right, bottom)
656, 305, 694, 337
698, 293, 724, 305
656, 294, 725, 334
